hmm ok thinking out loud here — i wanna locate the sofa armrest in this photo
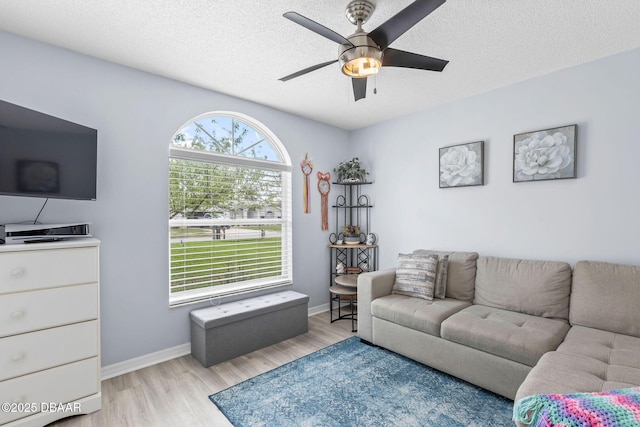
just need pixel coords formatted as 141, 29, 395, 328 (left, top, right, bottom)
357, 268, 396, 342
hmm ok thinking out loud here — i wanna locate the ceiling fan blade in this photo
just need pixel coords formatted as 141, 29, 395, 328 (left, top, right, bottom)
352, 78, 367, 101
369, 0, 446, 50
382, 48, 448, 72
279, 60, 337, 82
283, 12, 354, 47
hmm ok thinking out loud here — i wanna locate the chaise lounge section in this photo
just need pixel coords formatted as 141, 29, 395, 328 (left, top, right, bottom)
515, 260, 640, 400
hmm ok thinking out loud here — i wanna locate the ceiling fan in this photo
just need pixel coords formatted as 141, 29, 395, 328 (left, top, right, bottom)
279, 0, 449, 101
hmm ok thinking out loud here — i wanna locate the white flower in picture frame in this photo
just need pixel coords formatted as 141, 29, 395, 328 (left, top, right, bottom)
439, 142, 483, 188
513, 125, 576, 182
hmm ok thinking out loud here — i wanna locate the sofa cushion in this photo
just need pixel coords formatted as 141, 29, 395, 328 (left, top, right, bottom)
557, 326, 640, 375
413, 250, 478, 302
473, 256, 571, 320
571, 260, 640, 338
392, 253, 439, 300
371, 294, 471, 337
440, 305, 570, 367
515, 326, 640, 401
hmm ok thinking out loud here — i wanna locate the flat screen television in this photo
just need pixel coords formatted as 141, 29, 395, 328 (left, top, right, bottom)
0, 100, 97, 200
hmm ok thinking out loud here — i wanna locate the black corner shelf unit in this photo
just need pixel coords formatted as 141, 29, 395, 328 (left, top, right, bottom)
328, 181, 378, 331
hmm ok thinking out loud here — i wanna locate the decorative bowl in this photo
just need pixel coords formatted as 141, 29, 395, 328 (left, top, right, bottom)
344, 235, 361, 245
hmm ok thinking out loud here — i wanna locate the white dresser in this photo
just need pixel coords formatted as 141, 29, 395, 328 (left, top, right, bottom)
0, 239, 101, 426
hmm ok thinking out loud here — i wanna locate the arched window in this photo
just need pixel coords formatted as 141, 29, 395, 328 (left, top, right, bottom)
168, 112, 292, 306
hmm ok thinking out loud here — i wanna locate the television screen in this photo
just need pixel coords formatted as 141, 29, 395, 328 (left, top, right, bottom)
0, 100, 97, 200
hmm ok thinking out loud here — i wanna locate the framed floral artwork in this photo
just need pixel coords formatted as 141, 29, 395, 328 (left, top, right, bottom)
439, 141, 484, 188
513, 124, 576, 182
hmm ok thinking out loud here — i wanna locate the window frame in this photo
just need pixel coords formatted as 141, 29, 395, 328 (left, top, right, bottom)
168, 111, 292, 307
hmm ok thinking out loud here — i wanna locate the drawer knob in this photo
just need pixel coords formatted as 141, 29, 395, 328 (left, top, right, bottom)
10, 267, 24, 278
11, 352, 25, 362
10, 310, 25, 320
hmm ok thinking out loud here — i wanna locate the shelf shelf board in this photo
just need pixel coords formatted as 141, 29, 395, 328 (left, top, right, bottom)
332, 181, 373, 185
328, 244, 378, 248
331, 205, 373, 208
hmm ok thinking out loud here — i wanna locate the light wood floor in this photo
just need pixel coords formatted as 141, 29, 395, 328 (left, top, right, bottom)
51, 311, 355, 427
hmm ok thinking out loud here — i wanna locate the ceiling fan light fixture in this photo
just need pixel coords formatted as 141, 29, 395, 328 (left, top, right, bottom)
342, 56, 381, 77
339, 43, 383, 78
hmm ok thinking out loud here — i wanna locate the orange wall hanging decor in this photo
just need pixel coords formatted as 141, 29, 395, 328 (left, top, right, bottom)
317, 171, 330, 230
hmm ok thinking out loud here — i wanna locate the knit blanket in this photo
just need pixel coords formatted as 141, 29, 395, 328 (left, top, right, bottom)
514, 387, 640, 427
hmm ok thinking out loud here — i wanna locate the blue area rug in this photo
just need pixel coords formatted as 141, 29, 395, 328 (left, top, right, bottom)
209, 337, 514, 426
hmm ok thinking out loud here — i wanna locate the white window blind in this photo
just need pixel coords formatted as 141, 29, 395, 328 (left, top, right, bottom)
168, 113, 292, 306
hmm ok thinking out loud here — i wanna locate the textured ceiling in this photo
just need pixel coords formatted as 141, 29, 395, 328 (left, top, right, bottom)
1, 1, 640, 130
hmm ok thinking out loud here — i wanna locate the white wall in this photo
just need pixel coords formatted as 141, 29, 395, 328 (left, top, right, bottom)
351, 47, 640, 269
0, 31, 349, 366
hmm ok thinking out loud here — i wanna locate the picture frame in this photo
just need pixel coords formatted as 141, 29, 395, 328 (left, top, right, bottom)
439, 141, 484, 188
513, 124, 577, 182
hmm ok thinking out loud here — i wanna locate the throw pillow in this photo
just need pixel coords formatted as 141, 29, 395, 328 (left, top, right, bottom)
392, 253, 439, 300
434, 254, 449, 299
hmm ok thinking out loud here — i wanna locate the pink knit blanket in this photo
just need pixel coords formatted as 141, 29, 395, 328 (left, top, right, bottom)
514, 387, 640, 427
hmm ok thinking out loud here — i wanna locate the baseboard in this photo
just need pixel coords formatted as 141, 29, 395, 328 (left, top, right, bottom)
308, 302, 329, 316
101, 343, 191, 380
100, 303, 329, 380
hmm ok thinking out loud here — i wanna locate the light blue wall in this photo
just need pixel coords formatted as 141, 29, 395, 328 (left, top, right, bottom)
0, 31, 349, 366
351, 47, 640, 269
2, 29, 639, 367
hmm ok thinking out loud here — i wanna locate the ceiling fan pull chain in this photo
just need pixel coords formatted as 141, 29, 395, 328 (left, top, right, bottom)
374, 75, 377, 95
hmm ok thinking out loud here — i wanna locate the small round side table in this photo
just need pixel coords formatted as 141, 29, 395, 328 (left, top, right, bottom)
330, 274, 358, 332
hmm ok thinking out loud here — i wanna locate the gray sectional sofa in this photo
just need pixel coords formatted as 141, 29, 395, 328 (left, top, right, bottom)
357, 250, 640, 408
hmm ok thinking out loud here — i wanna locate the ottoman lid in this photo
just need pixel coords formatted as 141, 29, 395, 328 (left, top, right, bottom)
190, 290, 309, 329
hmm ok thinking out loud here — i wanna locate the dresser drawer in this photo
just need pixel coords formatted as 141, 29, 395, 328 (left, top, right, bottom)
0, 357, 99, 424
0, 284, 97, 338
0, 247, 98, 295
0, 320, 98, 381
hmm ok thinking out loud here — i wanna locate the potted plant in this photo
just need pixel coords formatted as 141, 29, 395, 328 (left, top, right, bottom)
334, 157, 368, 183
343, 225, 361, 244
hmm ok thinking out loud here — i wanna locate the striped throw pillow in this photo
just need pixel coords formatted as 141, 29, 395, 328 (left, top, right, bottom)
434, 254, 449, 299
392, 253, 439, 300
